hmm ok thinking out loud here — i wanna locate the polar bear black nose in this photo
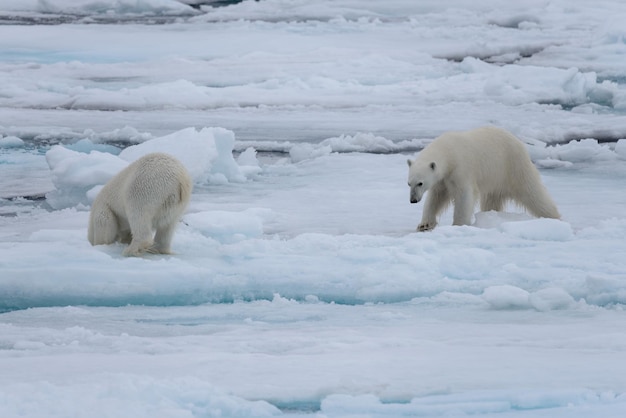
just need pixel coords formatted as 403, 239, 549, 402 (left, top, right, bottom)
410, 198, 418, 204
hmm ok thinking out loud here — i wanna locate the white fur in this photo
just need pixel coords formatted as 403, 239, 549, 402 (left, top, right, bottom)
407, 126, 560, 231
88, 152, 192, 256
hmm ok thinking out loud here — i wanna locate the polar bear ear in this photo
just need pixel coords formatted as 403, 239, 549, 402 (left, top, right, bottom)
430, 162, 436, 170
407, 159, 413, 167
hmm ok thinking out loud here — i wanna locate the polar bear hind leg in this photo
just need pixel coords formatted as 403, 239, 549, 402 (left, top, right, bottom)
125, 185, 190, 256
122, 211, 155, 257
451, 189, 475, 226
508, 162, 560, 219
149, 194, 182, 254
515, 183, 560, 219
88, 203, 119, 246
153, 222, 178, 254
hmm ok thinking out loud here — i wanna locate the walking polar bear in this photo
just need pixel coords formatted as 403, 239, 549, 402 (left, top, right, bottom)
88, 152, 192, 256
407, 126, 560, 231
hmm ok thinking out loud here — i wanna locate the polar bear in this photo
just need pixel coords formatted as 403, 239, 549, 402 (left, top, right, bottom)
88, 152, 192, 256
407, 126, 560, 231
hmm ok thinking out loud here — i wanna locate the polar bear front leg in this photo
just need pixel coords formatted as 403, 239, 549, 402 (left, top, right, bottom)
418, 205, 438, 232
418, 183, 449, 231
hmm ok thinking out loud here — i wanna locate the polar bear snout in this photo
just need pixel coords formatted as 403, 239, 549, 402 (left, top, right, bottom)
409, 189, 422, 204
409, 183, 423, 204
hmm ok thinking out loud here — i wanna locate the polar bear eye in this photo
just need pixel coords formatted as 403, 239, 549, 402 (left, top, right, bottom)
417, 182, 423, 187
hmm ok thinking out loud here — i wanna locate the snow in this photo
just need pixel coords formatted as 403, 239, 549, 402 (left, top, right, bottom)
1, 0, 626, 417
498, 218, 574, 242
0, 135, 24, 148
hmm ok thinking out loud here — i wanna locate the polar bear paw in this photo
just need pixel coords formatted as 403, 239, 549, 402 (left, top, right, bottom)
122, 240, 154, 257
417, 222, 436, 232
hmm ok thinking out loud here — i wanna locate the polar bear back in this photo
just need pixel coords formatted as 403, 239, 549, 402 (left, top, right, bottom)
420, 126, 540, 194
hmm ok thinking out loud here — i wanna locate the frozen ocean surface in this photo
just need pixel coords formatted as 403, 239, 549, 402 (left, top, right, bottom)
1, 0, 626, 417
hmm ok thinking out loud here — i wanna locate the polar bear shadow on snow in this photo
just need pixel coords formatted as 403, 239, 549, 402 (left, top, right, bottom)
407, 126, 560, 231
88, 152, 192, 257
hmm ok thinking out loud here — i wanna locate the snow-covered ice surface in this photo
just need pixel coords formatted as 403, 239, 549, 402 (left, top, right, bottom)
2, 1, 626, 416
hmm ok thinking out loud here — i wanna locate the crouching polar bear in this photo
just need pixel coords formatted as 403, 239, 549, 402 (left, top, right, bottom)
407, 126, 560, 231
88, 152, 192, 256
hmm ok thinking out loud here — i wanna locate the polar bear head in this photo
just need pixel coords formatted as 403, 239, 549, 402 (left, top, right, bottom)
406, 159, 438, 204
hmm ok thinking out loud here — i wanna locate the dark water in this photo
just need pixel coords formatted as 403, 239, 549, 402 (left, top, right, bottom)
0, 1, 251, 25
